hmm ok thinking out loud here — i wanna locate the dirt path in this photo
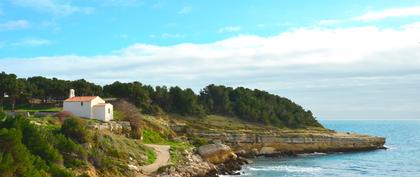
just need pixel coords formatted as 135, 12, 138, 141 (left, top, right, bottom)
140, 144, 170, 174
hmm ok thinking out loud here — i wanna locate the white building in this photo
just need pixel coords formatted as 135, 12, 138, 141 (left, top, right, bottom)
63, 89, 113, 122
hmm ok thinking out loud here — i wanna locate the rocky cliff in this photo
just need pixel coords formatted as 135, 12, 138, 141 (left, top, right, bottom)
191, 131, 385, 156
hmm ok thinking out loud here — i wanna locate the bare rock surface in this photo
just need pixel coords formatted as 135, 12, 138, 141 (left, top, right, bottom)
197, 143, 237, 164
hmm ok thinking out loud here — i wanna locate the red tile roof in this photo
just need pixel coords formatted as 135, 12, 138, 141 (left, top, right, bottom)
64, 96, 97, 102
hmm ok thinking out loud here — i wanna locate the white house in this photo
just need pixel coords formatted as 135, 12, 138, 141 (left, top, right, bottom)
63, 89, 113, 122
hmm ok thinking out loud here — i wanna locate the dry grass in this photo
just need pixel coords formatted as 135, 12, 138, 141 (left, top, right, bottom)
169, 114, 330, 134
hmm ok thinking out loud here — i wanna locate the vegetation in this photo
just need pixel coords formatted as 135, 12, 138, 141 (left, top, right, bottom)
113, 100, 143, 139
142, 129, 167, 144
61, 117, 91, 144
0, 71, 326, 177
1, 71, 322, 128
0, 109, 155, 177
0, 112, 83, 177
146, 149, 157, 164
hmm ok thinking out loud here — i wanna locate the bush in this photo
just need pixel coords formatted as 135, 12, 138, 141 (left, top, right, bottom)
52, 134, 87, 168
0, 109, 6, 120
189, 136, 208, 147
61, 118, 91, 144
56, 111, 73, 122
113, 100, 143, 139
21, 124, 63, 165
49, 164, 74, 177
0, 128, 45, 177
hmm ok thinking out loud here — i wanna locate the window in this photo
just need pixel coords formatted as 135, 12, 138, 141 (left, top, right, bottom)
108, 108, 111, 114
81, 102, 84, 106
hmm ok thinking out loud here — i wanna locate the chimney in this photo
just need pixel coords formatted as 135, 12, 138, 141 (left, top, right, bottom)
69, 89, 75, 98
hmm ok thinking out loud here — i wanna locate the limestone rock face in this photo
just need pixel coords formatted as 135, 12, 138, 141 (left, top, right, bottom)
191, 131, 386, 156
198, 143, 237, 164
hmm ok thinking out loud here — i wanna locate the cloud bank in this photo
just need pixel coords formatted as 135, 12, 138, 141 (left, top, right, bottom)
1, 23, 420, 119
356, 6, 420, 21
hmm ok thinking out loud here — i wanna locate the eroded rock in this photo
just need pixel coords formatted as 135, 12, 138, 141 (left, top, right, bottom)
197, 143, 237, 164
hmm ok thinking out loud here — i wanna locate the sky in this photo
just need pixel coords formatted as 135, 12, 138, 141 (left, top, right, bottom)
1, 0, 420, 119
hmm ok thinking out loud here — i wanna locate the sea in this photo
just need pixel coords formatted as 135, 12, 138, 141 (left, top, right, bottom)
224, 120, 420, 177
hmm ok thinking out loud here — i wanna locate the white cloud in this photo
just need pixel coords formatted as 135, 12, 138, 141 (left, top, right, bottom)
1, 23, 420, 119
402, 22, 420, 30
356, 6, 420, 21
11, 0, 93, 16
12, 38, 52, 46
218, 26, 241, 33
318, 19, 342, 25
0, 20, 29, 30
177, 6, 191, 14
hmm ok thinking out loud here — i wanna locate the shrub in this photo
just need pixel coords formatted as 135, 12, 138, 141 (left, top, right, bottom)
56, 111, 73, 122
113, 100, 143, 139
21, 124, 63, 165
49, 164, 74, 177
0, 128, 45, 177
190, 136, 208, 147
61, 118, 91, 144
52, 134, 87, 168
0, 109, 6, 120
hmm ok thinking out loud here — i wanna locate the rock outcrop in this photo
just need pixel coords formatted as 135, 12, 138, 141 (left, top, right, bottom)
197, 143, 237, 164
156, 153, 218, 177
157, 146, 250, 177
191, 131, 385, 157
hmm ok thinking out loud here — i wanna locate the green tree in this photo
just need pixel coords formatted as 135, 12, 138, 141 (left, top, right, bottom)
0, 128, 45, 177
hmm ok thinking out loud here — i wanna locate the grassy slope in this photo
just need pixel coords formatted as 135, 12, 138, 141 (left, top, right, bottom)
27, 116, 157, 177
170, 114, 328, 133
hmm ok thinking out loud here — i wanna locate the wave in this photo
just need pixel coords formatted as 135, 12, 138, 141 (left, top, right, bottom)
246, 165, 322, 173
383, 145, 397, 150
298, 152, 327, 157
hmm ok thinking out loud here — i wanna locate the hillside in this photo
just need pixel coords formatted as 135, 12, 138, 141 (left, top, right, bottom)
1, 71, 321, 128
0, 72, 386, 177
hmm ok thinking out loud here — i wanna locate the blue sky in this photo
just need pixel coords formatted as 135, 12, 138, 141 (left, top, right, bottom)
1, 0, 420, 119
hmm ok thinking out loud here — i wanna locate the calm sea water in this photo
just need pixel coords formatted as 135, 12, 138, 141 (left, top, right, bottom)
227, 120, 420, 177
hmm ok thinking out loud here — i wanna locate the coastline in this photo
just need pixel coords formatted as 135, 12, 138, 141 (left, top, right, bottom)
158, 130, 386, 177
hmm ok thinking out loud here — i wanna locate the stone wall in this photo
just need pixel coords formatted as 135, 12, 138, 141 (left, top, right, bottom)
88, 121, 131, 134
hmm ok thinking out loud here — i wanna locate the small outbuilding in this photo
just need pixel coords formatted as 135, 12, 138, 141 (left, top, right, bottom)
63, 89, 113, 122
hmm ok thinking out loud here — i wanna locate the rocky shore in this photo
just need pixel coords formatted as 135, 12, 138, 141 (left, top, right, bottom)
159, 129, 386, 177
156, 143, 250, 177
192, 131, 386, 156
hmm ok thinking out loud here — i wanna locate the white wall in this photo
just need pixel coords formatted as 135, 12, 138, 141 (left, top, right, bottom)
104, 104, 113, 121
93, 106, 105, 121
92, 104, 113, 122
91, 97, 105, 106
63, 101, 92, 118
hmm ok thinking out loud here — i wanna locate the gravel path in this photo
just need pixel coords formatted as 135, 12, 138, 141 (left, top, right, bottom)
140, 144, 171, 174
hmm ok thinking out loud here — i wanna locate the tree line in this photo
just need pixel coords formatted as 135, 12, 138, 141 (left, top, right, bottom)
0, 71, 322, 128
